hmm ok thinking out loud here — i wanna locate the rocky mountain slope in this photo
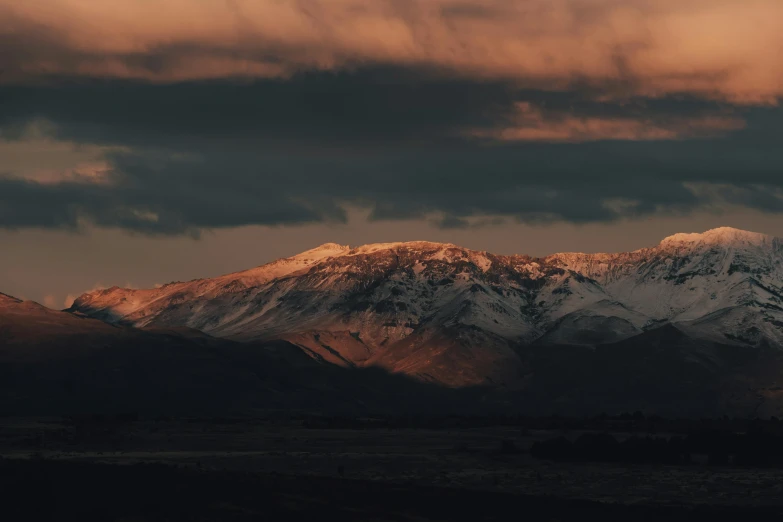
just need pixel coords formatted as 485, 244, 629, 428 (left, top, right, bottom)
2, 292, 485, 416
5, 264, 783, 418
67, 227, 783, 393
546, 228, 783, 347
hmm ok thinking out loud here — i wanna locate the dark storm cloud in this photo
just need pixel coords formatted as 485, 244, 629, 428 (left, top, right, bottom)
0, 70, 750, 148
0, 69, 518, 147
0, 69, 781, 235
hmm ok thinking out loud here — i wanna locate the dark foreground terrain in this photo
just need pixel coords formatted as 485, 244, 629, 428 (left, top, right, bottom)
3, 417, 783, 520
4, 458, 782, 522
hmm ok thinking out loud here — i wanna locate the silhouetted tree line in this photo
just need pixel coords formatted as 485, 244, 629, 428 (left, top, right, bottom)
531, 429, 783, 467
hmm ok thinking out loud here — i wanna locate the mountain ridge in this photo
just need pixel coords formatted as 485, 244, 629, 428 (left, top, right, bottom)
70, 227, 782, 338
64, 227, 783, 390
5, 227, 783, 417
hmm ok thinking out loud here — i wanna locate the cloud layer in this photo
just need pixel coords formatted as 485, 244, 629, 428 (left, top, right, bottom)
2, 0, 782, 102
0, 1, 781, 235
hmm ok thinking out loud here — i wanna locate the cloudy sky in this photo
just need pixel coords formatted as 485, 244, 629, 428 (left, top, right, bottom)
1, 0, 782, 307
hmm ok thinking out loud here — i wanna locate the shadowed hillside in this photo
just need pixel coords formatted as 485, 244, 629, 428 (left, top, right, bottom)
4, 292, 783, 417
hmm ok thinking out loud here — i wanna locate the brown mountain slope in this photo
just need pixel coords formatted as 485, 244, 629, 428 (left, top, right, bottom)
0, 294, 493, 416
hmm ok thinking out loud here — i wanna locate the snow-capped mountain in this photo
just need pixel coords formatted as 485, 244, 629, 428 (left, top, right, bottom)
546, 227, 783, 346
70, 227, 783, 387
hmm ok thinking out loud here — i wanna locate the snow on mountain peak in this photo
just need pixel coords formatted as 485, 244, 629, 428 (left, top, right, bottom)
66, 226, 783, 352
342, 241, 499, 271
349, 241, 458, 255
659, 227, 774, 249
292, 243, 351, 260
227, 243, 351, 284
310, 242, 351, 252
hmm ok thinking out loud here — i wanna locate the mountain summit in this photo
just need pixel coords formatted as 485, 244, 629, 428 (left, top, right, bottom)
659, 227, 774, 248
70, 228, 783, 387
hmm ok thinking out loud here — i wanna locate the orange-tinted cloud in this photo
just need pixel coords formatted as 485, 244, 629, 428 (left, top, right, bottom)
1, 0, 780, 103
0, 120, 121, 184
469, 102, 747, 142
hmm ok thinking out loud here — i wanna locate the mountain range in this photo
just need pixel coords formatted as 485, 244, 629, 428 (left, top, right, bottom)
4, 227, 783, 417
